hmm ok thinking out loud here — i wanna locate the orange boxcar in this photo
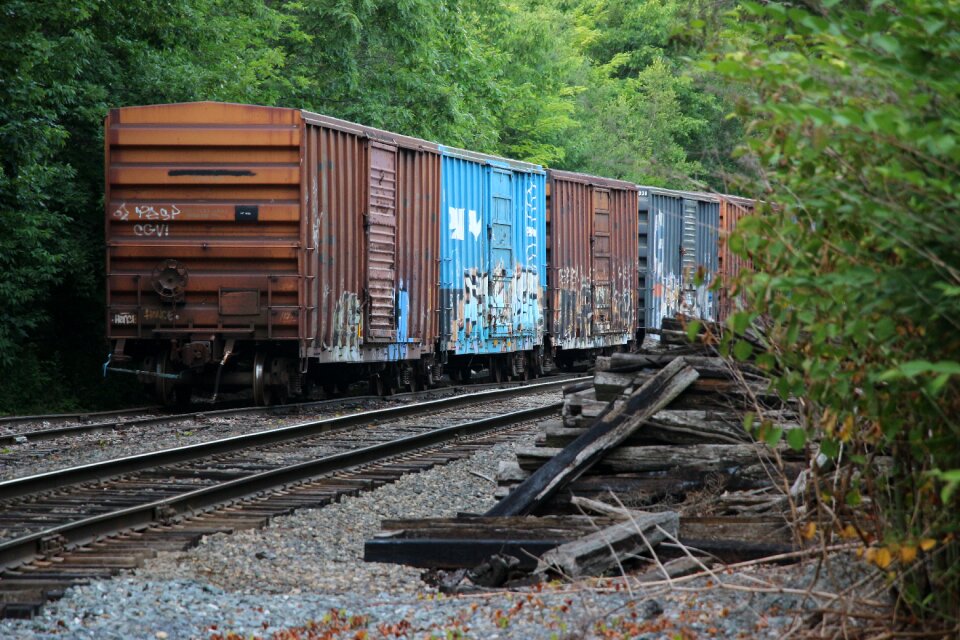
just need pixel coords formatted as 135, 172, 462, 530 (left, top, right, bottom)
716, 194, 755, 325
105, 102, 440, 403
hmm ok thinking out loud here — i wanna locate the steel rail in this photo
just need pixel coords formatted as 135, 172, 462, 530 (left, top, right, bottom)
0, 406, 161, 430
0, 377, 585, 501
0, 376, 579, 447
0, 398, 565, 571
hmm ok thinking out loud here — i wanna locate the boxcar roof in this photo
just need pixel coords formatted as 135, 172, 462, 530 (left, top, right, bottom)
637, 185, 721, 203
547, 168, 638, 191
438, 144, 545, 174
300, 109, 440, 152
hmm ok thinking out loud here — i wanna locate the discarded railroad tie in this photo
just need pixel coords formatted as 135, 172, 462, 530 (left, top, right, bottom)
364, 348, 804, 587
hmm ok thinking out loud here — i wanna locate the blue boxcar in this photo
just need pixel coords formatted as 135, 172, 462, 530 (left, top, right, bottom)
637, 187, 720, 331
438, 146, 547, 376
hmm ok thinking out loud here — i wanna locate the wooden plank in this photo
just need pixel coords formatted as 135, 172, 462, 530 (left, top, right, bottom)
537, 510, 679, 579
363, 538, 564, 569
516, 443, 792, 474
487, 357, 699, 516
662, 539, 795, 563
594, 370, 772, 402
378, 516, 610, 539
542, 410, 751, 446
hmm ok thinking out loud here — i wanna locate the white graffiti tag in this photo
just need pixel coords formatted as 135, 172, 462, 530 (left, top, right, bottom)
135, 205, 180, 221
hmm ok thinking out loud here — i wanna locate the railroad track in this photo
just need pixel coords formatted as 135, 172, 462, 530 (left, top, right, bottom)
0, 406, 162, 434
0, 376, 578, 448
0, 377, 585, 618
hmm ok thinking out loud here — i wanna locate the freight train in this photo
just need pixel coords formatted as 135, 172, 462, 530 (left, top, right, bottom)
103, 102, 751, 404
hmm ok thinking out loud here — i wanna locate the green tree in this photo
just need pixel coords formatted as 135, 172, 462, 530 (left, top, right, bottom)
709, 1, 960, 629
559, 0, 740, 187
0, 0, 292, 412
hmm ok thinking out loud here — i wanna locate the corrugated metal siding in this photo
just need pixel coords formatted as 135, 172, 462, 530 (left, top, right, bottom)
546, 170, 638, 350
639, 187, 720, 330
395, 148, 441, 351
717, 195, 754, 324
105, 102, 303, 343
693, 198, 720, 320
302, 114, 441, 362
306, 123, 365, 360
439, 147, 546, 356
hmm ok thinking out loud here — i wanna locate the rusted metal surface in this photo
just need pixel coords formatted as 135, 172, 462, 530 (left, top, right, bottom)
717, 194, 755, 324
106, 102, 441, 369
105, 102, 303, 347
637, 187, 720, 331
546, 170, 638, 352
301, 111, 441, 363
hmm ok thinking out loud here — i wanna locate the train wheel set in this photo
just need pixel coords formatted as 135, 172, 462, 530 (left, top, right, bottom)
103, 102, 752, 405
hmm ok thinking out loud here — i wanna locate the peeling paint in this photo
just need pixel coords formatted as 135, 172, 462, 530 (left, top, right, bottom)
439, 148, 546, 357
640, 189, 720, 331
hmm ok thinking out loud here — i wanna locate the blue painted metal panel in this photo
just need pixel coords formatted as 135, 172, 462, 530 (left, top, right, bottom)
439, 146, 546, 356
639, 188, 719, 331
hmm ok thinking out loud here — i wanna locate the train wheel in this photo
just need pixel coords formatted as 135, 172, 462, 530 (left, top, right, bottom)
154, 349, 191, 407
491, 357, 504, 383
369, 373, 386, 397
408, 373, 421, 393
386, 367, 402, 396
153, 352, 175, 406
252, 351, 274, 406
530, 350, 544, 378
174, 384, 193, 406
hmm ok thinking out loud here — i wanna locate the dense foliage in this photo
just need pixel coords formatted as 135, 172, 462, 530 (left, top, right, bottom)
710, 1, 960, 629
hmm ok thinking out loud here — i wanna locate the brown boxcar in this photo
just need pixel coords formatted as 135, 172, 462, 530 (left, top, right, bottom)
545, 170, 639, 364
716, 194, 755, 325
105, 102, 440, 403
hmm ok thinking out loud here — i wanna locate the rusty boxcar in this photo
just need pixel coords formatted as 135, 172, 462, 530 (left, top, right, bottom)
637, 187, 720, 333
716, 194, 755, 325
438, 146, 547, 382
105, 102, 441, 403
545, 170, 639, 367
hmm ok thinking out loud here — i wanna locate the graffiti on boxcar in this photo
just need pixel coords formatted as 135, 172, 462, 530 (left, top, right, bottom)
396, 284, 409, 342
135, 205, 181, 221
449, 207, 465, 241
134, 224, 170, 237
613, 261, 634, 326
144, 308, 175, 322
113, 203, 182, 222
450, 264, 541, 345
469, 209, 481, 240
114, 203, 181, 237
332, 291, 361, 349
524, 183, 539, 267
448, 207, 482, 241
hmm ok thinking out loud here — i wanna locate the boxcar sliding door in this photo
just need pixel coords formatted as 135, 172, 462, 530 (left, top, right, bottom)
365, 141, 398, 343
591, 188, 612, 335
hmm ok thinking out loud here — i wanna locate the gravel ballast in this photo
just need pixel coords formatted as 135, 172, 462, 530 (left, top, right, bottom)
0, 429, 882, 639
